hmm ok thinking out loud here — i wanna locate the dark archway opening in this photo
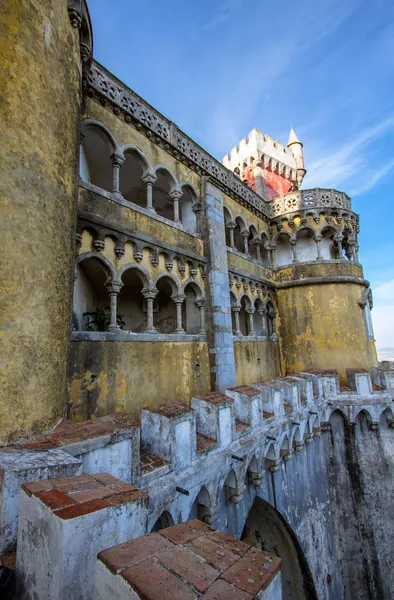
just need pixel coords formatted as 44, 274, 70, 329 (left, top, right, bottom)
242, 496, 318, 600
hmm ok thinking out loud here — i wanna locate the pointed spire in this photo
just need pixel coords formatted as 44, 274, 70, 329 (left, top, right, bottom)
287, 128, 301, 146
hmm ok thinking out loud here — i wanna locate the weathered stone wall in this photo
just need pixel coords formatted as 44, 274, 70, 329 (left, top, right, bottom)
68, 338, 211, 420
243, 411, 393, 600
277, 279, 378, 381
0, 0, 82, 444
234, 339, 281, 385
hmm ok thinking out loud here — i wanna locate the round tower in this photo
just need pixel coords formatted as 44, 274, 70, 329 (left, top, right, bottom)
287, 129, 306, 189
0, 0, 92, 444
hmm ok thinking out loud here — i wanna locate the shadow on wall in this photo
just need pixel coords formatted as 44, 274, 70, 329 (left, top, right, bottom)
242, 497, 318, 600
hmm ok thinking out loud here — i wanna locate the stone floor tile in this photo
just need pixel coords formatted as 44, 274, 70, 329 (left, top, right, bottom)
200, 579, 253, 600
160, 519, 213, 544
185, 536, 239, 572
221, 548, 281, 595
157, 545, 219, 593
98, 533, 174, 574
121, 557, 196, 600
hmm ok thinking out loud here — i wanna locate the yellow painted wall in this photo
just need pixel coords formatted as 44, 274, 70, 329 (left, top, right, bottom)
0, 1, 81, 444
227, 251, 274, 283
277, 282, 378, 382
79, 187, 204, 256
68, 340, 211, 420
234, 340, 282, 385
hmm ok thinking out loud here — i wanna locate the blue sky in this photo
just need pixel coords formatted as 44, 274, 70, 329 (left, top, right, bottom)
90, 0, 394, 353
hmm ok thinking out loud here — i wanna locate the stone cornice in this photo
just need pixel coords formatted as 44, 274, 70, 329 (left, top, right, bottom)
276, 275, 369, 290
87, 61, 272, 221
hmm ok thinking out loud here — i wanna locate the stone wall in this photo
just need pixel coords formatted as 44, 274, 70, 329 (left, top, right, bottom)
68, 337, 211, 420
0, 0, 83, 444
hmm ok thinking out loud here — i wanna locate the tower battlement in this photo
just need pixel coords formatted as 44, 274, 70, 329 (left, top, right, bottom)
222, 128, 306, 201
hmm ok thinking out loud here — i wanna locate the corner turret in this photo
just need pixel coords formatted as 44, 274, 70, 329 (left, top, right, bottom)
287, 129, 306, 189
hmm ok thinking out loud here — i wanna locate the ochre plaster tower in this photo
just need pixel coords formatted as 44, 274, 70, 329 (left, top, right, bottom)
0, 0, 92, 444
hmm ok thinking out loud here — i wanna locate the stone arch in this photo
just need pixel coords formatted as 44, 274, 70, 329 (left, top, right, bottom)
275, 231, 293, 266
179, 183, 198, 232
188, 485, 213, 523
296, 227, 317, 262
117, 264, 152, 333
153, 273, 181, 334
379, 407, 393, 429
118, 263, 151, 288
154, 272, 180, 295
266, 300, 276, 337
260, 231, 270, 265
354, 408, 373, 424
253, 297, 264, 336
223, 205, 234, 247
239, 294, 252, 336
119, 144, 152, 206
234, 215, 247, 253
182, 280, 204, 334
248, 225, 259, 260
73, 254, 116, 331
80, 119, 118, 192
150, 510, 175, 532
242, 497, 318, 600
152, 165, 180, 221
320, 225, 338, 260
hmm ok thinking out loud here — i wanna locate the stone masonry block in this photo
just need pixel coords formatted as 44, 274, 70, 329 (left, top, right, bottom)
346, 369, 373, 395
192, 392, 234, 447
253, 382, 284, 418
302, 370, 339, 399
16, 473, 148, 600
371, 367, 394, 392
141, 403, 196, 470
0, 448, 82, 553
95, 520, 282, 600
225, 386, 262, 429
273, 378, 300, 410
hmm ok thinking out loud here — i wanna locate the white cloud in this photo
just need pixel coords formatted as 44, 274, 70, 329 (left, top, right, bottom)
200, 0, 242, 30
349, 159, 394, 196
372, 278, 394, 350
304, 116, 394, 190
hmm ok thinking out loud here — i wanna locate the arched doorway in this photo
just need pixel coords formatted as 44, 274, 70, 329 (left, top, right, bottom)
242, 497, 318, 600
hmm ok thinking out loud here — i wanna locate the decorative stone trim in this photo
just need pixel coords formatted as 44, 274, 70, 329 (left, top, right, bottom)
86, 61, 272, 220
276, 276, 370, 290
71, 332, 207, 342
271, 189, 352, 217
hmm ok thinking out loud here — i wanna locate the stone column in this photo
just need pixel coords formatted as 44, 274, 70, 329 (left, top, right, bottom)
142, 173, 157, 211
106, 281, 123, 333
260, 307, 268, 338
170, 190, 182, 224
232, 306, 242, 336
269, 244, 277, 267
336, 234, 343, 259
172, 294, 185, 334
314, 234, 323, 261
111, 152, 125, 199
142, 288, 158, 333
290, 238, 298, 263
242, 230, 249, 254
227, 221, 235, 248
256, 241, 262, 262
201, 179, 236, 390
196, 300, 206, 335
247, 308, 255, 336
192, 202, 202, 235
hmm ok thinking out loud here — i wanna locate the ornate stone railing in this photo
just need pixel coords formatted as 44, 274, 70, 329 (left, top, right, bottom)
271, 189, 352, 217
87, 61, 272, 220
